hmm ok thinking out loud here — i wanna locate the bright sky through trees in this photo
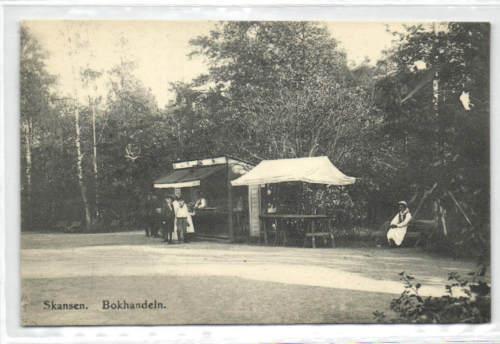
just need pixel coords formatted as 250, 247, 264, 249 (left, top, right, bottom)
25, 21, 403, 107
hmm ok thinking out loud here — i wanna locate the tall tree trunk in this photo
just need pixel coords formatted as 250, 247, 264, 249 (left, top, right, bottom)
91, 98, 99, 219
432, 23, 445, 166
74, 105, 92, 230
176, 121, 183, 159
22, 117, 33, 229
66, 27, 92, 231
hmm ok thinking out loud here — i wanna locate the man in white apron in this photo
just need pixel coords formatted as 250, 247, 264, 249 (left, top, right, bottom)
172, 193, 195, 242
387, 201, 412, 247
175, 198, 190, 243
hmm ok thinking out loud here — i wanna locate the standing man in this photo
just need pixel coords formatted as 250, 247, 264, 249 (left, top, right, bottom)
161, 195, 175, 244
172, 191, 180, 241
175, 197, 189, 243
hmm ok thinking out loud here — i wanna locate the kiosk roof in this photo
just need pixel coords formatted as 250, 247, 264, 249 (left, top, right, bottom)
154, 164, 226, 189
231, 156, 355, 186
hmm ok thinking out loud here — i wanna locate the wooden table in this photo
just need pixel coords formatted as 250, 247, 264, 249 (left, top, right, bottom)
259, 214, 334, 248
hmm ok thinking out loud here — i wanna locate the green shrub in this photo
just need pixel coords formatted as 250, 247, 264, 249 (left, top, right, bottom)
374, 266, 490, 324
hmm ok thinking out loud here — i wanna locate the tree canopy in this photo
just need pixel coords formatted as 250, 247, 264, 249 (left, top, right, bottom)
20, 21, 490, 257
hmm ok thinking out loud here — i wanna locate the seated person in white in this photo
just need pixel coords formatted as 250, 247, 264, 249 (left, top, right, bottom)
387, 201, 412, 247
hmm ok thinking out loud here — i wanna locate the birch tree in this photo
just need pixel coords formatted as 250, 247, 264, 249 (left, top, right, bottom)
63, 25, 92, 231
20, 25, 55, 229
81, 67, 103, 219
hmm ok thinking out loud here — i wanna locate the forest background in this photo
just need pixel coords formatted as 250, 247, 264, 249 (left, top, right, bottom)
20, 21, 489, 257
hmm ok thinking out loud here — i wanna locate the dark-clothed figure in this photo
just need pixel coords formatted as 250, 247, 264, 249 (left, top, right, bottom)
143, 193, 156, 237
151, 195, 161, 237
161, 196, 175, 243
175, 198, 189, 243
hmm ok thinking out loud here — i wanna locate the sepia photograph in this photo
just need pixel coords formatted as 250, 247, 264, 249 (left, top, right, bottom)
20, 20, 490, 326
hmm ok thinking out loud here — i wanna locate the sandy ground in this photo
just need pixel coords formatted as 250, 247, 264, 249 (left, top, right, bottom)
21, 231, 481, 326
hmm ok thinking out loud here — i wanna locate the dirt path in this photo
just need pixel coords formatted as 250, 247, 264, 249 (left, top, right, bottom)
21, 231, 480, 325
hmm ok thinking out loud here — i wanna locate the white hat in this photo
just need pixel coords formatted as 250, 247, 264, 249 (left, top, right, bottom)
398, 201, 408, 207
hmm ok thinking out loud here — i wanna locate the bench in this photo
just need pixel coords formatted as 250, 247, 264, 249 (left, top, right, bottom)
304, 231, 335, 248
379, 219, 436, 247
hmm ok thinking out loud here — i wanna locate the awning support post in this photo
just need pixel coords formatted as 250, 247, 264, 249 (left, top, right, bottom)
227, 161, 234, 242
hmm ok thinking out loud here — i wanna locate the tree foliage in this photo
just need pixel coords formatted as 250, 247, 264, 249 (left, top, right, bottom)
372, 23, 490, 257
189, 22, 369, 161
20, 21, 490, 259
20, 26, 58, 228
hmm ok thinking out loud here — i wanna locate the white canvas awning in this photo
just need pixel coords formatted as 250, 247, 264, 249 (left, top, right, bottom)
231, 156, 355, 186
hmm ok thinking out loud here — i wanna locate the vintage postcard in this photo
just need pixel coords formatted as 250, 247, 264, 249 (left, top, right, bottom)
20, 20, 490, 326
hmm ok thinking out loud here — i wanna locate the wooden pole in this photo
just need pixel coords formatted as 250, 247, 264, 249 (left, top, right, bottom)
227, 159, 234, 242
447, 191, 473, 226
436, 199, 448, 236
413, 182, 438, 218
441, 209, 448, 236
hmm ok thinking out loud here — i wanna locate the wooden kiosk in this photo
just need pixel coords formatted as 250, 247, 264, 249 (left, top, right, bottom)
153, 156, 255, 241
